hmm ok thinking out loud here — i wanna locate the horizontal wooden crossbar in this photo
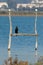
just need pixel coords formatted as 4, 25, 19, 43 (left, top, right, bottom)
10, 33, 38, 36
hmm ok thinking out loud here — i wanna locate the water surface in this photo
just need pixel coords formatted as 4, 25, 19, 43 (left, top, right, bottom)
0, 16, 43, 65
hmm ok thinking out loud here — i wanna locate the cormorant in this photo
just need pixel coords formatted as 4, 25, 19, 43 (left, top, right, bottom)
15, 26, 18, 33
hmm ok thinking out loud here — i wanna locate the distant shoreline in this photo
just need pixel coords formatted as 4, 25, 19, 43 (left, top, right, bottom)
0, 11, 43, 16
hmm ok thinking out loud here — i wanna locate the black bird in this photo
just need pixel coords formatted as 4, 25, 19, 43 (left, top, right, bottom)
15, 26, 18, 33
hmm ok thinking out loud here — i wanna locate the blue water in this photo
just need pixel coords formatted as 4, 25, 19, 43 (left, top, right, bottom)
0, 16, 43, 65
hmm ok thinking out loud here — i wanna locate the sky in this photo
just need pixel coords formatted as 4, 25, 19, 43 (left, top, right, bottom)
0, 0, 7, 1
0, 0, 31, 3
0, 0, 31, 8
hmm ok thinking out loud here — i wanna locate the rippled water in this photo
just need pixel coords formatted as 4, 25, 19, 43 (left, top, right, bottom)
0, 16, 43, 65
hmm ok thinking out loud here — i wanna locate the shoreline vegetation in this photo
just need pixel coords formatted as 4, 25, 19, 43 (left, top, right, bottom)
3, 57, 29, 65
3, 56, 43, 65
0, 11, 43, 16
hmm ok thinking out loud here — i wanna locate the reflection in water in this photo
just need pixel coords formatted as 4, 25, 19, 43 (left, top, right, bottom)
8, 50, 11, 58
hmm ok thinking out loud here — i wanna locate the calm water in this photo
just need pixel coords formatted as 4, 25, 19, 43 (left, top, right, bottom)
0, 16, 43, 65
